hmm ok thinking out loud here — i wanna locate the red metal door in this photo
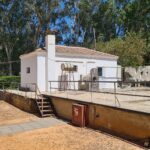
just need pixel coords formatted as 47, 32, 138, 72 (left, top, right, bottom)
72, 103, 88, 127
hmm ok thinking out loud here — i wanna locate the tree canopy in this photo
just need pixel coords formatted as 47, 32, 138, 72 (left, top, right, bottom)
0, 0, 150, 75
95, 32, 147, 67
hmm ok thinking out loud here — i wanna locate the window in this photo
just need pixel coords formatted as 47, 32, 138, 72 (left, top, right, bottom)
98, 67, 103, 76
26, 67, 30, 74
73, 65, 78, 72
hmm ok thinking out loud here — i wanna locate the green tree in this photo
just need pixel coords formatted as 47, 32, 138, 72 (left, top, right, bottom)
122, 0, 150, 65
122, 0, 150, 42
92, 0, 117, 42
95, 32, 147, 67
0, 0, 59, 75
24, 0, 59, 47
0, 0, 28, 75
74, 0, 100, 45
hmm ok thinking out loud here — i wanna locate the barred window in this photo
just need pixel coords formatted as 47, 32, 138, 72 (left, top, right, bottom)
98, 67, 103, 76
26, 67, 30, 74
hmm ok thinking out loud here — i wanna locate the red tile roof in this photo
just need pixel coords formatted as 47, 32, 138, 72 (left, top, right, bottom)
56, 45, 118, 60
20, 45, 118, 60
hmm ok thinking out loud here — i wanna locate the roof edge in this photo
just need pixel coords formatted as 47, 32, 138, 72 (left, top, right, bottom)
56, 53, 118, 60
56, 45, 118, 58
20, 50, 46, 59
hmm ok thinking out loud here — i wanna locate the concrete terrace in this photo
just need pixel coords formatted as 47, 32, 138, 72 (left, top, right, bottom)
5, 87, 150, 114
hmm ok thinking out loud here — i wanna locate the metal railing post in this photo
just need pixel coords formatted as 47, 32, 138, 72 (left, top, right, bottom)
91, 80, 93, 103
114, 82, 116, 106
50, 81, 51, 93
25, 84, 27, 98
66, 81, 68, 99
35, 84, 36, 99
3, 83, 4, 93
114, 82, 120, 107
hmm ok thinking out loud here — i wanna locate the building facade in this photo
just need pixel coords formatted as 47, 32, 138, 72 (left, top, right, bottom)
20, 35, 119, 92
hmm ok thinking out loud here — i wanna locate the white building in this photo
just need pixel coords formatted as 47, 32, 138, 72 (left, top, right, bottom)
20, 35, 119, 92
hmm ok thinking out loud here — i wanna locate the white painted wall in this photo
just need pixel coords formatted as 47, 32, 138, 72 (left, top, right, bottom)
45, 35, 56, 92
21, 54, 118, 91
48, 56, 118, 91
37, 55, 46, 92
20, 56, 37, 91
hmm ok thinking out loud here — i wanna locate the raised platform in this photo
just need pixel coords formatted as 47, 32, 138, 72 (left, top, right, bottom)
3, 88, 150, 114
43, 87, 150, 114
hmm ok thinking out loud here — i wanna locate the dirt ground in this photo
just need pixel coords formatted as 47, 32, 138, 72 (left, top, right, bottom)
0, 124, 142, 150
0, 100, 38, 126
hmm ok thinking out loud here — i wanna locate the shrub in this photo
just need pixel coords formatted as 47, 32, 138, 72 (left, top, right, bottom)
0, 76, 20, 89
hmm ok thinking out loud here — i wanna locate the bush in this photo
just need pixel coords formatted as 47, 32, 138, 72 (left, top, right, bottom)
0, 76, 20, 89
0, 76, 20, 83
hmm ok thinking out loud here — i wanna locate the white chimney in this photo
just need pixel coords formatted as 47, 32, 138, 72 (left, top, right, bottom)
45, 35, 56, 92
45, 35, 56, 59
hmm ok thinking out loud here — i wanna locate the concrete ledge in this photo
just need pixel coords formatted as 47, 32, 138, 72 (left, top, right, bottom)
0, 91, 38, 113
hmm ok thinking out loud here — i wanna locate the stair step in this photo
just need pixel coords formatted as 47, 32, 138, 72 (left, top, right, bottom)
37, 101, 50, 104
42, 114, 52, 117
37, 104, 50, 107
36, 96, 54, 117
36, 99, 49, 102
39, 107, 52, 110
39, 105, 51, 108
42, 109, 53, 113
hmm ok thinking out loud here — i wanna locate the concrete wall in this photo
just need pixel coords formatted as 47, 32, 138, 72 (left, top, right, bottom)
20, 54, 47, 92
46, 35, 56, 92
21, 53, 118, 92
0, 91, 38, 113
21, 56, 37, 91
50, 96, 150, 143
89, 105, 150, 140
48, 56, 118, 90
37, 55, 46, 92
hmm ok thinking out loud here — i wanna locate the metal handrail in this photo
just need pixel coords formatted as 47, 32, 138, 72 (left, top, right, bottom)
32, 83, 44, 114
48, 81, 150, 96
48, 80, 150, 84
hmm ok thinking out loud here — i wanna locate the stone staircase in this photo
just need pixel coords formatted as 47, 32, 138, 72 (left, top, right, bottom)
36, 96, 54, 117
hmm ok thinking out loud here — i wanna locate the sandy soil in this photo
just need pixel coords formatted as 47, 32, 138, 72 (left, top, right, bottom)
0, 124, 142, 150
0, 100, 38, 126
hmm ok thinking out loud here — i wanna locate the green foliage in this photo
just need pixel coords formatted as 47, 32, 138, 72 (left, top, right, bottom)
24, 0, 59, 47
122, 0, 150, 43
77, 0, 100, 44
92, 0, 117, 41
0, 0, 59, 75
95, 32, 147, 67
0, 0, 32, 75
144, 47, 150, 65
0, 76, 20, 89
0, 76, 20, 83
